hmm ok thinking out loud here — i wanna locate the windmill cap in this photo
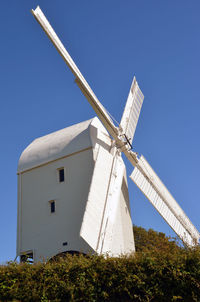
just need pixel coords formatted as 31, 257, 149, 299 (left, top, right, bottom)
17, 117, 109, 173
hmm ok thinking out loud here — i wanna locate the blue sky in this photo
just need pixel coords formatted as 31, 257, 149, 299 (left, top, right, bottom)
0, 1, 200, 263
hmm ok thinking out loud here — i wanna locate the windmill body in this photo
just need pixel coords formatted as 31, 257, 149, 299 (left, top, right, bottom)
17, 118, 134, 262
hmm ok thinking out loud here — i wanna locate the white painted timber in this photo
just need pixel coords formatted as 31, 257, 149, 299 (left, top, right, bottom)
17, 117, 134, 262
96, 153, 124, 255
32, 6, 119, 141
80, 145, 114, 252
95, 153, 135, 256
18, 119, 93, 173
80, 149, 135, 256
120, 77, 144, 145
130, 156, 200, 246
18, 117, 110, 173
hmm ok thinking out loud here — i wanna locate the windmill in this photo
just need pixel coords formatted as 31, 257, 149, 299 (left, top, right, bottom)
30, 6, 199, 255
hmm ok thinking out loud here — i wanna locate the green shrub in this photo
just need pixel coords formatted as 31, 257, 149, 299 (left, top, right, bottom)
0, 227, 199, 302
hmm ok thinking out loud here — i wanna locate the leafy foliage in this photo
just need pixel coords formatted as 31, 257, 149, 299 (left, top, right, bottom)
133, 225, 182, 253
0, 226, 200, 302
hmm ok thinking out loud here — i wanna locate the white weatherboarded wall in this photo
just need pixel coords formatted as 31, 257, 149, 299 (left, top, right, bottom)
18, 149, 94, 261
17, 117, 135, 262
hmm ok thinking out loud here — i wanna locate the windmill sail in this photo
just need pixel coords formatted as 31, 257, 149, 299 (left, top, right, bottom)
130, 155, 200, 246
32, 6, 118, 140
120, 77, 144, 145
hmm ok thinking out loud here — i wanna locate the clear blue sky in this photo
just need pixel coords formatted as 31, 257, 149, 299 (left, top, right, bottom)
0, 1, 200, 263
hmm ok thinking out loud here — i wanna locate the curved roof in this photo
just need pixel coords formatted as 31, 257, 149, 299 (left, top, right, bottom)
18, 117, 108, 173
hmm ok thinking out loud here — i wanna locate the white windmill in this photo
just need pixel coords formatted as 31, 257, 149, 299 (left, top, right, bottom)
16, 6, 199, 262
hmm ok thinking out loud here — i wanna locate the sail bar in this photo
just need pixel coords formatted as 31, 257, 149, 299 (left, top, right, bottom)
31, 6, 119, 140
120, 77, 144, 145
130, 155, 200, 246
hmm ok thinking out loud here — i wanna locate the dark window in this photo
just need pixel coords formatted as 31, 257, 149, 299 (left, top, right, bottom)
20, 252, 33, 263
59, 168, 65, 182
50, 201, 55, 213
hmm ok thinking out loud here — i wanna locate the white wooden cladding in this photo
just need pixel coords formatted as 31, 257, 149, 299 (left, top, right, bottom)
120, 77, 144, 145
130, 156, 200, 246
80, 146, 114, 252
96, 154, 126, 255
32, 6, 118, 140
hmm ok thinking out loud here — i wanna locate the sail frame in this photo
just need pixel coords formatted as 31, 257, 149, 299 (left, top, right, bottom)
130, 155, 200, 246
120, 77, 144, 145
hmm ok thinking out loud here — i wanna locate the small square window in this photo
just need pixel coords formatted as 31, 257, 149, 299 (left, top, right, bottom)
58, 168, 65, 182
50, 200, 55, 213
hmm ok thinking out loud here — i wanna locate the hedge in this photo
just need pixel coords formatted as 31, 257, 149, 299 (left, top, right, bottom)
0, 247, 200, 302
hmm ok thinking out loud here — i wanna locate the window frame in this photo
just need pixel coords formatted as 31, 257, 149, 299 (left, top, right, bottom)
57, 167, 65, 183
49, 200, 56, 213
